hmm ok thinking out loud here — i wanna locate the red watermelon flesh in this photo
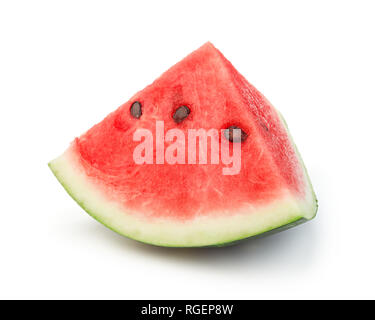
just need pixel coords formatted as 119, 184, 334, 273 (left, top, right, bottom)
49, 42, 317, 247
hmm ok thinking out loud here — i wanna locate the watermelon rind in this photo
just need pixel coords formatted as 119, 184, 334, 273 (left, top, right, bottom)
48, 108, 317, 247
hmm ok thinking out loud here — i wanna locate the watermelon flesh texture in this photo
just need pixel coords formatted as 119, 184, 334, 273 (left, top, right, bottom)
49, 42, 317, 247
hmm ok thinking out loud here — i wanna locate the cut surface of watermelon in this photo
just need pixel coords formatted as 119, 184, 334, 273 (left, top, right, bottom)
49, 42, 317, 247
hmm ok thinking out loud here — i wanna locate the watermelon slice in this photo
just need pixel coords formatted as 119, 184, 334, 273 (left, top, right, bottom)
49, 42, 317, 247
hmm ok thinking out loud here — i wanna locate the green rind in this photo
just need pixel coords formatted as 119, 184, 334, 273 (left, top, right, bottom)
48, 161, 156, 247
211, 217, 308, 247
277, 110, 318, 218
49, 160, 312, 247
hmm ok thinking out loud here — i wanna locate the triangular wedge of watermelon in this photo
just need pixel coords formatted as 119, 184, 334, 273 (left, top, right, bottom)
49, 42, 317, 247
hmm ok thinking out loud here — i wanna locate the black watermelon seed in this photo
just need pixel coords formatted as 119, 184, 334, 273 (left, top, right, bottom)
173, 106, 190, 123
130, 101, 142, 119
224, 126, 248, 143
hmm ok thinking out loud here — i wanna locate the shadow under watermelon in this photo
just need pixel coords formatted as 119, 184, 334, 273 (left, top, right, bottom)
80, 217, 318, 274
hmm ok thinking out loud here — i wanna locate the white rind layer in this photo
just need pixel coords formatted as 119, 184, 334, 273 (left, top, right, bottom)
49, 145, 317, 247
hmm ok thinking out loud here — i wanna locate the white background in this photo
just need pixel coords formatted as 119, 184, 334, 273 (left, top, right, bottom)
1, 0, 374, 299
